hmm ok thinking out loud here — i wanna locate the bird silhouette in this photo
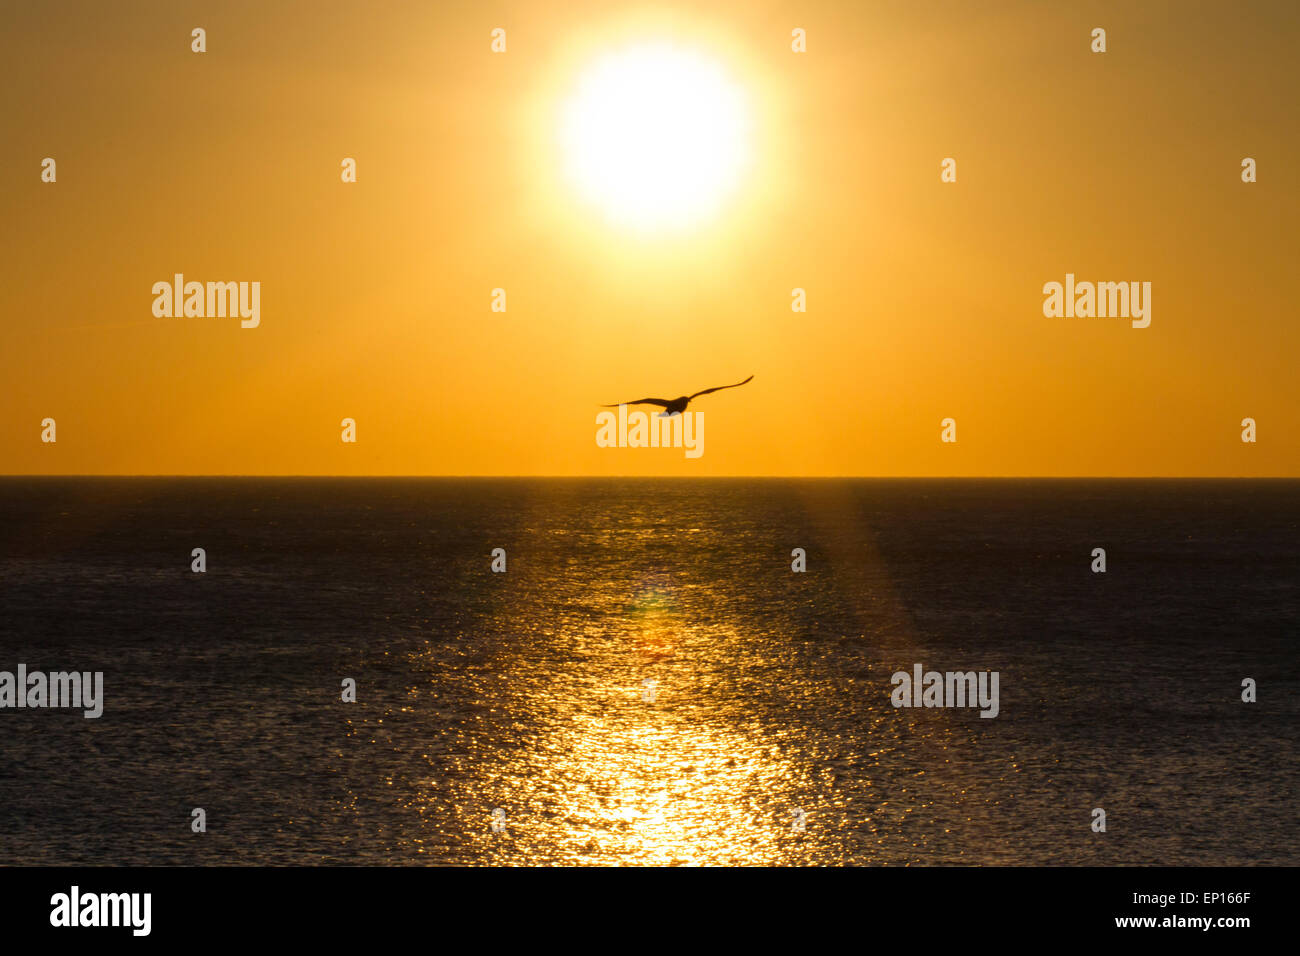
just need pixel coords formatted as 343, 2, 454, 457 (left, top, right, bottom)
603, 374, 754, 416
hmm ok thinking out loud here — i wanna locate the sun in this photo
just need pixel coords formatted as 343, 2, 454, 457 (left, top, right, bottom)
560, 43, 752, 234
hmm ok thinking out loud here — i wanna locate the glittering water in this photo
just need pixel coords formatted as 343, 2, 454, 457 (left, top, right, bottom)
0, 478, 1295, 865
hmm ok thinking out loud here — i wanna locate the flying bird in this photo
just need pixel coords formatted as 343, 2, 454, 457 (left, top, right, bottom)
603, 374, 754, 417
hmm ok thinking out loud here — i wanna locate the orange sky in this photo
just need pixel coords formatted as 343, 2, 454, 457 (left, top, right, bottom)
1, 0, 1296, 476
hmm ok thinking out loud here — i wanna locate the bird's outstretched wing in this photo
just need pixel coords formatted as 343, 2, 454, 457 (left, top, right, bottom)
688, 374, 754, 401
602, 397, 672, 408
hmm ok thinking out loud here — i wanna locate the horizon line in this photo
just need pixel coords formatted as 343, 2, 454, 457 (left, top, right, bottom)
1, 474, 1297, 481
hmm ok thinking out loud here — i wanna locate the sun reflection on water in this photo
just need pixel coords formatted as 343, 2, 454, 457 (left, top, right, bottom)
378, 508, 990, 866
433, 578, 832, 865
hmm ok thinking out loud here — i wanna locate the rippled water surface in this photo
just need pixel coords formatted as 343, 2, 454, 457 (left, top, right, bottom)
0, 478, 1295, 865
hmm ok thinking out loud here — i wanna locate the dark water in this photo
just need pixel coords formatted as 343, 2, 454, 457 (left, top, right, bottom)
0, 478, 1295, 865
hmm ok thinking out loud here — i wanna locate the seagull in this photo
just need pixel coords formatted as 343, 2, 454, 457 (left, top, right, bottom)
603, 374, 754, 417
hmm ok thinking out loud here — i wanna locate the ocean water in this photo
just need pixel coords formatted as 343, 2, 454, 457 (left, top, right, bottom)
0, 478, 1295, 866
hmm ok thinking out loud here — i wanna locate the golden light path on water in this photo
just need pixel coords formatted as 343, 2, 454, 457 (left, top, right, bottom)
392, 587, 980, 865
338, 490, 1026, 867
456, 606, 822, 866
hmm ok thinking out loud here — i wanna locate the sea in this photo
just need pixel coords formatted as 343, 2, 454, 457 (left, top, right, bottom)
0, 478, 1295, 865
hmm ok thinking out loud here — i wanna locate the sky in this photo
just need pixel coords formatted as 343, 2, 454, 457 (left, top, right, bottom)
1, 0, 1296, 476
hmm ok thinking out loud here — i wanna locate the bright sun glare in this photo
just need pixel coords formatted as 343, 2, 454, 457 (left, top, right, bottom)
561, 43, 751, 234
